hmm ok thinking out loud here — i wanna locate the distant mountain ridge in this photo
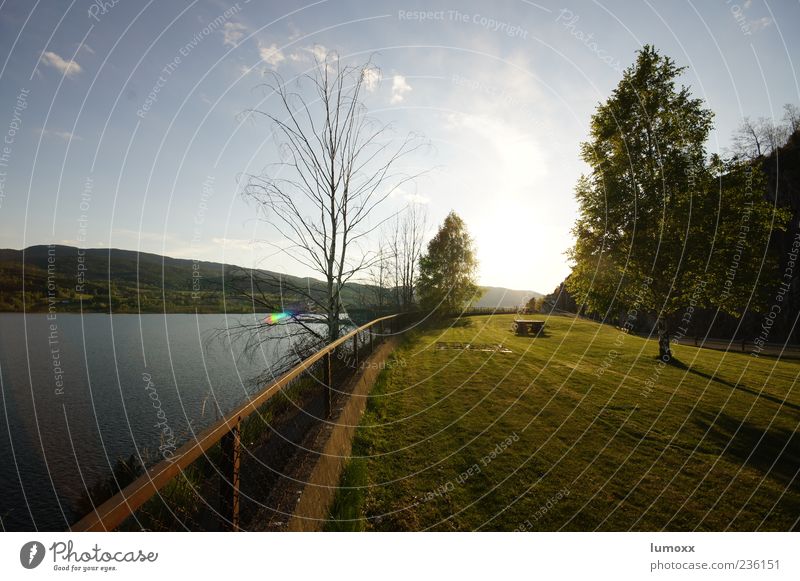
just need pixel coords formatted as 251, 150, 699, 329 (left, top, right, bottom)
474, 286, 542, 309
0, 245, 541, 313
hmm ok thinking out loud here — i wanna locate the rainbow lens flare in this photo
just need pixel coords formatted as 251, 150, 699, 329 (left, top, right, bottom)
263, 312, 291, 324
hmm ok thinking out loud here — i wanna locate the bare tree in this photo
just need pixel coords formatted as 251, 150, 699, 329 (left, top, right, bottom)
783, 103, 800, 134
367, 240, 393, 309
732, 116, 765, 159
390, 202, 427, 310
732, 114, 793, 159
234, 51, 426, 350
761, 118, 789, 153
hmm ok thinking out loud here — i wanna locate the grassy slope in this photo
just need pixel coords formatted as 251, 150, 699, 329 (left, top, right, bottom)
326, 314, 800, 531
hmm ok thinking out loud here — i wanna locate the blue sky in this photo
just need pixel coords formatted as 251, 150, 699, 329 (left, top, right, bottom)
0, 0, 798, 292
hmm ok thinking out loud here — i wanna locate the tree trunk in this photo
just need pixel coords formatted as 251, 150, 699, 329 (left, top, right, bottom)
327, 276, 339, 345
657, 318, 672, 361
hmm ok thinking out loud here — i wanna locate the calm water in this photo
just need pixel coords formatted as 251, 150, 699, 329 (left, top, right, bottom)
0, 313, 301, 531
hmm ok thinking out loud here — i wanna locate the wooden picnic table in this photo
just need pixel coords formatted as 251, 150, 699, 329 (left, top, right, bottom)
513, 319, 545, 336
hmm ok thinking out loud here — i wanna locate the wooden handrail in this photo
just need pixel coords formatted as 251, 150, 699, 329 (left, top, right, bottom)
71, 314, 399, 532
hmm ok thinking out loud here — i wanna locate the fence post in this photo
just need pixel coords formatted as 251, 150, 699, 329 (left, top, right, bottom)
219, 417, 241, 531
369, 325, 374, 353
324, 351, 333, 418
353, 333, 359, 367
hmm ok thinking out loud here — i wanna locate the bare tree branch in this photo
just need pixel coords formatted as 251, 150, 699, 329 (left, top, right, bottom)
237, 50, 429, 345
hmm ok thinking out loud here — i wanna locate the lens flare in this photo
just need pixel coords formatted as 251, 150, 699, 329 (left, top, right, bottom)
263, 312, 291, 324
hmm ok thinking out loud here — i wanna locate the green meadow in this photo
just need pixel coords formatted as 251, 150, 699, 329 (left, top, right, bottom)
327, 314, 800, 531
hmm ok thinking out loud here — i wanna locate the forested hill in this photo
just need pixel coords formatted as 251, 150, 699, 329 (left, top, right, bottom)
0, 245, 541, 313
0, 245, 356, 313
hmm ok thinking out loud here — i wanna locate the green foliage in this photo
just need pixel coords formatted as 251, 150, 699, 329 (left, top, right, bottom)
567, 45, 788, 322
525, 296, 543, 312
417, 211, 480, 312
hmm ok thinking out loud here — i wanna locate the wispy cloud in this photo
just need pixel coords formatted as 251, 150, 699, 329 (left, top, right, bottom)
289, 44, 332, 63
362, 67, 381, 92
259, 43, 285, 67
390, 75, 412, 104
237, 63, 258, 77
54, 131, 80, 141
390, 186, 429, 205
749, 16, 772, 32
40, 51, 82, 77
405, 192, 429, 205
739, 1, 771, 33
222, 22, 247, 47
211, 237, 255, 251
309, 45, 329, 62
38, 128, 82, 141
112, 229, 174, 244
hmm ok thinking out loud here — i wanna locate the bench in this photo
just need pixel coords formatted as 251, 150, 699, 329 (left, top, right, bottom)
513, 319, 545, 336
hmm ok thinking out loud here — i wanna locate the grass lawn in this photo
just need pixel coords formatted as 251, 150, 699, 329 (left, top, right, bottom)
326, 314, 800, 531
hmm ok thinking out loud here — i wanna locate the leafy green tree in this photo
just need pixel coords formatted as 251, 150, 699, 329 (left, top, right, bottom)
567, 45, 787, 360
418, 211, 480, 312
525, 296, 543, 313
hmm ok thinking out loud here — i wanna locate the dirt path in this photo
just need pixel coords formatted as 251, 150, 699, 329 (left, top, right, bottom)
246, 337, 399, 531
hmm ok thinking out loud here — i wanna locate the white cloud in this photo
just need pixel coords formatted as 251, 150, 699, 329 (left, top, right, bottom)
237, 63, 258, 76
38, 128, 82, 141
362, 67, 382, 92
211, 237, 255, 251
112, 229, 174, 244
390, 75, 412, 104
259, 43, 285, 67
405, 192, 429, 205
309, 45, 329, 62
749, 16, 772, 32
53, 130, 81, 141
40, 51, 82, 77
289, 45, 333, 64
390, 186, 429, 205
287, 22, 302, 41
222, 22, 247, 47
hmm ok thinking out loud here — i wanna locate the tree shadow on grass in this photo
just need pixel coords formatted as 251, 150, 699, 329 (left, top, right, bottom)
663, 357, 800, 413
508, 329, 551, 339
694, 410, 800, 491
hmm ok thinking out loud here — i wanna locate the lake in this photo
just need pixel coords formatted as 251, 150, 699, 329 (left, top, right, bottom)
0, 313, 303, 531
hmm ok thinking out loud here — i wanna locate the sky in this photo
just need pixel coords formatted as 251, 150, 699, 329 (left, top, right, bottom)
0, 0, 798, 293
